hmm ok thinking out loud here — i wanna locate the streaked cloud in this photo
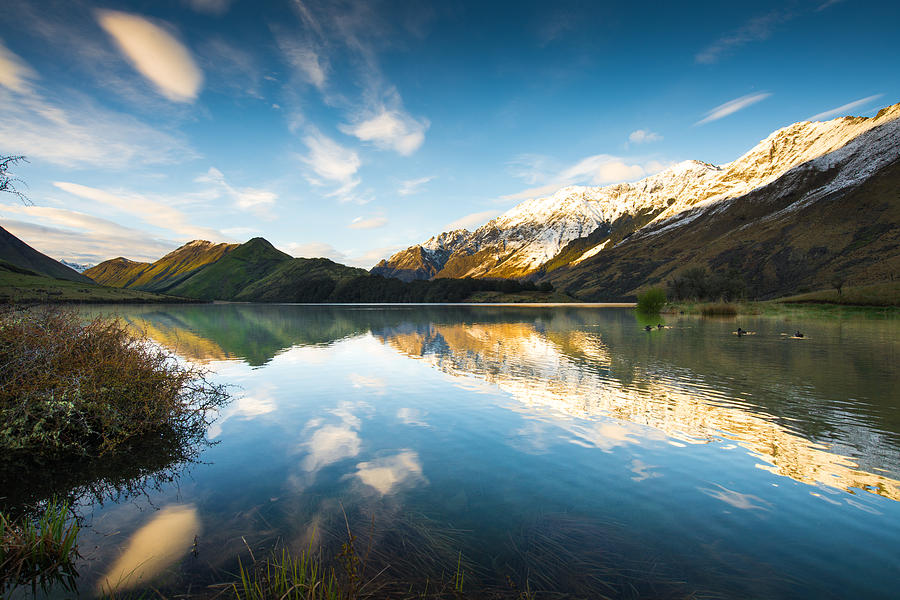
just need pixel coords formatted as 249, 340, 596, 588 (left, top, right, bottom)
397, 176, 434, 196
0, 209, 177, 264
445, 210, 498, 231
348, 215, 387, 230
628, 129, 662, 144
807, 94, 884, 121
341, 108, 429, 156
53, 181, 222, 241
195, 167, 277, 217
695, 92, 771, 126
97, 10, 203, 102
275, 33, 327, 90
0, 86, 196, 168
0, 39, 36, 92
695, 11, 785, 64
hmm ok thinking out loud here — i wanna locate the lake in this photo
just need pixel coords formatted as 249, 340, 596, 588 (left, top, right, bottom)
35, 304, 900, 598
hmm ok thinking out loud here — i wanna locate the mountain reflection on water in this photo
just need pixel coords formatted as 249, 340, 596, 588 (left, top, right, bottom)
109, 303, 900, 503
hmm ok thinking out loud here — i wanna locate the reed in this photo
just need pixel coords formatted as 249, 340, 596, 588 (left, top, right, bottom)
699, 303, 738, 316
0, 499, 80, 594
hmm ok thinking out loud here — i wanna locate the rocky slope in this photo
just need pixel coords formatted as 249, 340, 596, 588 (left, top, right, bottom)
375, 103, 900, 285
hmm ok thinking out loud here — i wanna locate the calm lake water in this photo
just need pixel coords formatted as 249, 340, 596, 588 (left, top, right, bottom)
41, 304, 900, 597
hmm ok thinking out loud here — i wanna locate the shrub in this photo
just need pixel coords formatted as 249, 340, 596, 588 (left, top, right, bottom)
636, 287, 666, 313
0, 307, 228, 463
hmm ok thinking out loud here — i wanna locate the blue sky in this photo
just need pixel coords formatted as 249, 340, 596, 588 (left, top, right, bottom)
0, 0, 896, 267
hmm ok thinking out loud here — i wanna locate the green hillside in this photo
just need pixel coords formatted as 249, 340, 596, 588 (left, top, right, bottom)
0, 263, 194, 304
168, 237, 292, 300
234, 257, 369, 302
84, 240, 237, 292
0, 225, 92, 283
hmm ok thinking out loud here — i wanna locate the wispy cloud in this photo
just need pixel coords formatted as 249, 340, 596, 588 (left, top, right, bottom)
341, 107, 429, 156
0, 86, 197, 168
195, 167, 277, 218
274, 29, 327, 90
445, 210, 499, 231
343, 245, 405, 268
0, 39, 36, 93
184, 0, 233, 16
0, 208, 177, 264
53, 181, 222, 241
97, 10, 203, 102
628, 129, 662, 144
695, 92, 771, 125
397, 176, 434, 196
502, 153, 668, 202
807, 94, 884, 121
348, 215, 387, 230
695, 11, 786, 64
300, 130, 361, 197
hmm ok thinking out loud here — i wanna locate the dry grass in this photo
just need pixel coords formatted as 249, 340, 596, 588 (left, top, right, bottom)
699, 303, 738, 316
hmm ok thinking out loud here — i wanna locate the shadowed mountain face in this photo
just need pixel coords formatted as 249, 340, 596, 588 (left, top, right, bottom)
0, 225, 92, 283
374, 104, 900, 298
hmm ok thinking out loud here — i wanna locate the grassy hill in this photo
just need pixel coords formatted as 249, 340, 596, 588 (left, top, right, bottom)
167, 237, 293, 300
0, 263, 195, 304
85, 240, 237, 292
0, 225, 92, 283
234, 257, 369, 302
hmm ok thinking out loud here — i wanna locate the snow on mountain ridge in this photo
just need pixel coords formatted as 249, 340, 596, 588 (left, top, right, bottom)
377, 102, 900, 279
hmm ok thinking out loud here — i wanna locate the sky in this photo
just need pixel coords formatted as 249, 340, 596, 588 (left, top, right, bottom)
0, 0, 897, 268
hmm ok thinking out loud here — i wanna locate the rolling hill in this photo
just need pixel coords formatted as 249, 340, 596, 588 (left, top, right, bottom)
1, 225, 93, 283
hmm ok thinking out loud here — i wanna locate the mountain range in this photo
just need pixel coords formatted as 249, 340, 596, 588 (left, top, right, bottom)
373, 103, 900, 300
4, 103, 898, 304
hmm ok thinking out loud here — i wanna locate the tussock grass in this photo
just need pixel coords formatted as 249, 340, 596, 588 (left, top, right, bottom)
0, 499, 80, 594
699, 303, 738, 316
0, 306, 228, 463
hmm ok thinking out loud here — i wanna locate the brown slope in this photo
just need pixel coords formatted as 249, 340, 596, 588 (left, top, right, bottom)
544, 158, 900, 301
84, 257, 152, 287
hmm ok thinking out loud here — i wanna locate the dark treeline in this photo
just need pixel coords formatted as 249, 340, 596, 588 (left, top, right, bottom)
259, 275, 554, 303
666, 267, 746, 302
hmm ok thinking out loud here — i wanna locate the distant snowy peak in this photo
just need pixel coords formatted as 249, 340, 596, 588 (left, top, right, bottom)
376, 102, 900, 280
60, 259, 94, 273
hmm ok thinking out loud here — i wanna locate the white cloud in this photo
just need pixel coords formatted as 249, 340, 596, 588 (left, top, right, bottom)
53, 181, 222, 241
184, 0, 233, 16
348, 216, 387, 230
445, 210, 499, 231
502, 153, 668, 202
807, 94, 884, 121
300, 131, 361, 191
281, 241, 347, 261
397, 176, 434, 196
97, 10, 203, 102
0, 87, 197, 168
302, 425, 361, 472
344, 245, 404, 268
341, 109, 429, 156
695, 11, 785, 64
0, 208, 177, 264
195, 167, 277, 217
695, 92, 771, 126
353, 450, 424, 495
276, 34, 327, 90
0, 39, 36, 93
628, 129, 662, 144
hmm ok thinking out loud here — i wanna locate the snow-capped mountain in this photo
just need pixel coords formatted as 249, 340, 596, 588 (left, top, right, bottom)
373, 103, 900, 282
59, 260, 94, 273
